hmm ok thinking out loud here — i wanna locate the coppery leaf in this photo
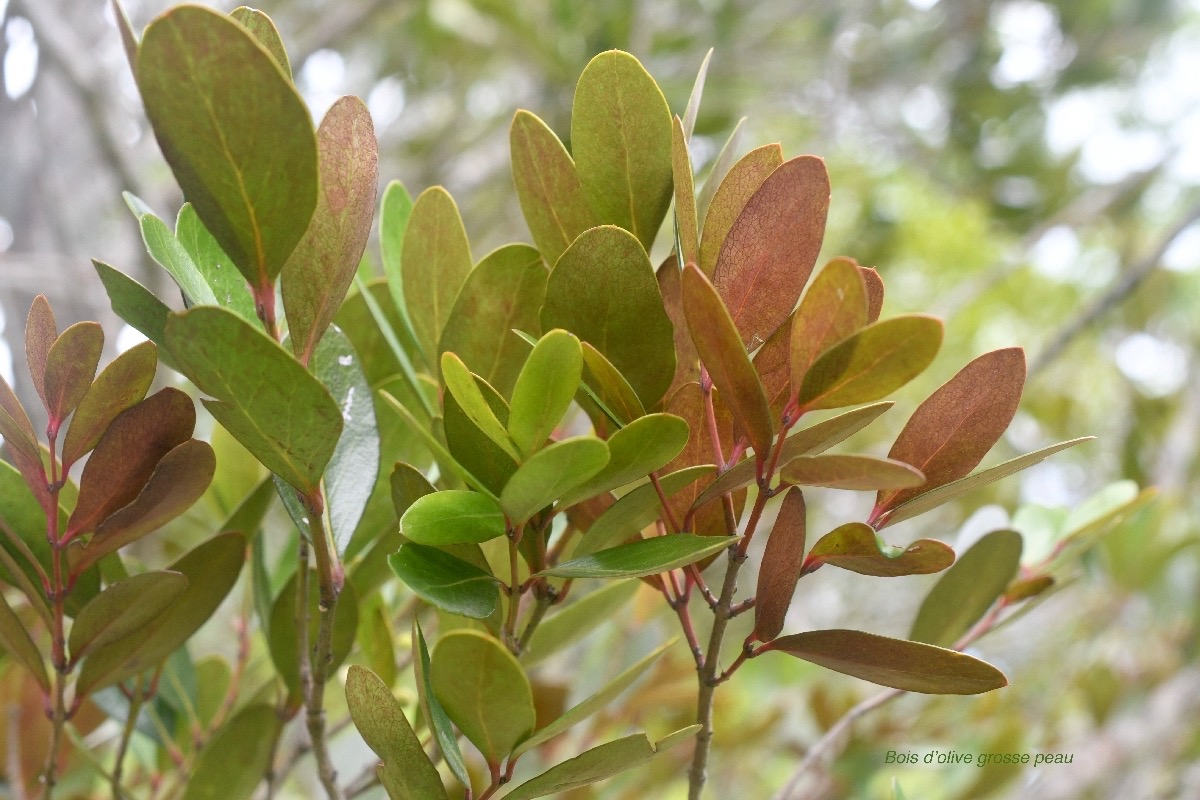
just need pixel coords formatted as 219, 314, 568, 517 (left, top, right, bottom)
753, 488, 806, 642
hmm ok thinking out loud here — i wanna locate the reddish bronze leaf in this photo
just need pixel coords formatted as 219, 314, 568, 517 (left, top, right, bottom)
859, 266, 884, 323
656, 258, 699, 399
24, 295, 56, 409
698, 144, 783, 277
801, 522, 953, 577
752, 313, 792, 419
713, 156, 830, 349
876, 348, 1026, 515
781, 454, 925, 491
753, 488, 806, 642
0, 374, 40, 468
662, 381, 738, 532
43, 322, 104, 432
62, 341, 157, 471
790, 258, 868, 393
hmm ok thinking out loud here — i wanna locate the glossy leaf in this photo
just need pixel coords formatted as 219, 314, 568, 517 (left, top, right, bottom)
381, 390, 495, 496
388, 543, 499, 620
541, 226, 675, 406
910, 530, 1022, 648
558, 413, 689, 508
876, 348, 1026, 514
580, 342, 646, 425
876, 438, 1092, 528
698, 143, 783, 278
346, 665, 449, 800
439, 243, 547, 396
431, 630, 536, 763
229, 6, 290, 76
860, 266, 884, 323
268, 573, 359, 697
753, 488, 807, 642
92, 261, 175, 368
164, 306, 343, 494
572, 51, 672, 250
579, 464, 715, 557
766, 629, 1008, 694
510, 110, 596, 265
402, 186, 473, 364
68, 571, 187, 662
413, 622, 471, 789
43, 322, 104, 428
672, 115, 699, 266
441, 352, 521, 461
444, 386, 519, 496
539, 534, 733, 579
137, 211, 219, 306
501, 438, 610, 525
183, 704, 279, 800
24, 295, 56, 407
797, 315, 944, 411
801, 523, 954, 578
508, 330, 583, 456
522, 580, 639, 666
681, 264, 773, 455
401, 490, 506, 546
790, 258, 869, 391
0, 588, 49, 692
61, 341, 157, 471
136, 5, 318, 289
282, 96, 379, 366
780, 454, 925, 491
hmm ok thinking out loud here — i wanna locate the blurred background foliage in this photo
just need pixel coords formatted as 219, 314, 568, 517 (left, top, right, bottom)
1, 0, 1198, 797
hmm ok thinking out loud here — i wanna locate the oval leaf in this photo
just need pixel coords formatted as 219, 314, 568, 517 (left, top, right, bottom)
500, 438, 610, 525
183, 704, 280, 800
698, 143, 783, 277
229, 6, 290, 76
388, 543, 499, 620
579, 464, 715, 557
579, 341, 646, 426
444, 384, 519, 496
510, 111, 596, 265
24, 294, 56, 409
780, 454, 925, 491
43, 321, 104, 429
92, 260, 175, 369
508, 330, 583, 457
753, 488, 807, 642
860, 265, 885, 323
0, 589, 49, 692
403, 186, 473, 365
402, 490, 507, 546
413, 622, 471, 789
538, 534, 733, 580
790, 257, 869, 391
61, 341, 157, 471
557, 413, 689, 509
68, 571, 188, 663
441, 352, 520, 461
801, 523, 954, 578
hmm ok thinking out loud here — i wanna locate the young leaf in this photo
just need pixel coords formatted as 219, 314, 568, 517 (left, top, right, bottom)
378, 181, 421, 347
164, 306, 343, 494
790, 258, 869, 391
681, 264, 773, 455
672, 115, 700, 267
413, 622, 471, 790
714, 156, 831, 348
42, 322, 104, 429
875, 438, 1093, 528
572, 51, 673, 250
401, 490, 507, 546
500, 438, 610, 525
801, 523, 954, 578
444, 386, 519, 496
557, 413, 689, 508
521, 580, 639, 666
182, 704, 280, 800
137, 211, 220, 306
541, 226, 675, 407
0, 588, 49, 692
61, 341, 157, 471
92, 261, 175, 368
579, 465, 715, 557
402, 186, 473, 364
682, 48, 713, 139
538, 534, 733, 579
441, 352, 521, 461
508, 330, 583, 456
346, 665, 449, 800
431, 630, 536, 763
797, 315, 944, 411
753, 488, 806, 642
876, 348, 1026, 515
136, 5, 318, 291
439, 243, 547, 396
268, 574, 359, 697
860, 266, 885, 323
24, 294, 56, 407
0, 460, 55, 601
579, 341, 646, 426
765, 629, 1008, 694
229, 6, 291, 76
909, 530, 1022, 648
68, 571, 188, 662
698, 143, 783, 277
389, 543, 499, 620
779, 454, 925, 491
282, 96, 379, 366
510, 110, 596, 265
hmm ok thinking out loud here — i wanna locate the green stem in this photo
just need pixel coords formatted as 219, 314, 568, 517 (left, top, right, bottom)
111, 679, 146, 798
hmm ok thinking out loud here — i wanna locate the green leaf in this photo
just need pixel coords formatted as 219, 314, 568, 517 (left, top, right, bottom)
753, 488, 806, 642
681, 48, 712, 140
43, 322, 104, 428
137, 211, 219, 306
797, 315, 944, 411
672, 115, 699, 267
229, 6, 291, 76
876, 348, 1026, 516
541, 226, 675, 407
439, 244, 547, 397
503, 728, 698, 800
389, 543, 499, 620
508, 330, 583, 457
540, 534, 733, 579
403, 187, 473, 364
414, 622, 471, 790
0, 586, 49, 692
909, 530, 1023, 648
766, 629, 1008, 694
268, 572, 359, 697
681, 264, 773, 455
68, 571, 188, 663
378, 181, 420, 351
431, 630, 536, 763
136, 5, 318, 291
61, 341, 157, 471
441, 352, 521, 461
402, 490, 507, 546
282, 96, 378, 366
381, 390, 495, 496
521, 580, 639, 666
780, 454, 925, 491
510, 111, 596, 265
0, 459, 55, 599
92, 260, 176, 369
444, 385, 520, 496
345, 665, 449, 800
875, 438, 1093, 528
801, 523, 954, 578
501, 438, 609, 525
790, 258, 869, 391
572, 51, 672, 250
698, 143, 782, 278
578, 464, 714, 557
580, 341, 645, 425
558, 413, 689, 508
164, 305, 343, 494
183, 704, 280, 800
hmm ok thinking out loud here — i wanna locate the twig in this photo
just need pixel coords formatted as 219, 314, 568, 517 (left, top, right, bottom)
305, 502, 345, 800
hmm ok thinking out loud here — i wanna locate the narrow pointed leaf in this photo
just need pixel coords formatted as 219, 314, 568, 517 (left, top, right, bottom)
767, 629, 1008, 694
508, 330, 583, 457
876, 348, 1026, 514
403, 186, 473, 364
389, 543, 499, 620
68, 571, 188, 662
229, 7, 290, 76
797, 315, 943, 411
753, 488, 807, 642
672, 115, 699, 266
402, 490, 506, 546
539, 534, 733, 579
682, 48, 713, 139
92, 261, 175, 368
698, 143, 782, 277
910, 530, 1023, 648
136, 5, 318, 288
43, 322, 104, 428
431, 630, 536, 763
580, 342, 645, 425
790, 258, 869, 390
780, 454, 924, 491
558, 414, 689, 508
681, 264, 773, 455
802, 523, 954, 578
138, 212, 219, 306
282, 96, 379, 366
510, 111, 596, 265
860, 266, 884, 323
24, 295, 56, 407
414, 622, 471, 789
572, 51, 672, 250
501, 438, 609, 525
182, 704, 279, 800
579, 464, 714, 557
62, 341, 157, 471
0, 589, 49, 692
695, 117, 748, 228
379, 181, 418, 343
521, 580, 639, 666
